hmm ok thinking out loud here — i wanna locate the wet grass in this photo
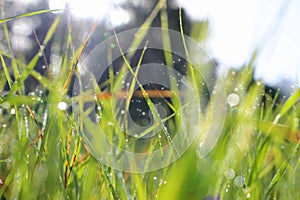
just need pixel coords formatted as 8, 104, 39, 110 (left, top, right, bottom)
0, 1, 300, 199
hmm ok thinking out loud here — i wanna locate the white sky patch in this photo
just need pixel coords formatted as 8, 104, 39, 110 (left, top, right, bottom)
179, 0, 300, 86
49, 0, 110, 19
49, 0, 300, 87
49, 0, 129, 26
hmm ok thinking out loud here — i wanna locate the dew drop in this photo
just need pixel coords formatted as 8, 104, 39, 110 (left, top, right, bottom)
257, 81, 262, 86
153, 176, 157, 180
246, 193, 251, 198
108, 121, 114, 126
224, 168, 235, 179
234, 176, 245, 187
10, 108, 16, 115
57, 102, 68, 111
96, 114, 101, 123
227, 93, 240, 107
274, 114, 281, 124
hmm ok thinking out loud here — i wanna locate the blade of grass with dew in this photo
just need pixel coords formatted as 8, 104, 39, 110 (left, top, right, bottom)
160, 3, 173, 67
179, 7, 199, 100
0, 9, 64, 24
115, 32, 179, 156
4, 16, 61, 97
124, 41, 149, 133
62, 21, 98, 94
30, 70, 51, 89
128, 0, 166, 57
264, 140, 300, 199
0, 54, 12, 88
43, 16, 61, 45
62, 31, 90, 94
2, 22, 20, 79
6, 52, 41, 96
279, 89, 300, 117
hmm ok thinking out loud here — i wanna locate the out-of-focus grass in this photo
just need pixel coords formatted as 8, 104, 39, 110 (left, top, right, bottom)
0, 1, 300, 199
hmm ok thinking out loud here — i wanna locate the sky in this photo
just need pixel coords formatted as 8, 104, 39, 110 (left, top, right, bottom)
49, 0, 300, 87
178, 0, 300, 87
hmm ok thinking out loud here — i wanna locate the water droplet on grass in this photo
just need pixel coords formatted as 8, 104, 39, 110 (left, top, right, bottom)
224, 168, 235, 179
10, 108, 15, 115
227, 93, 240, 107
108, 121, 114, 126
246, 193, 251, 198
274, 114, 281, 124
96, 114, 101, 123
234, 176, 245, 187
57, 102, 68, 111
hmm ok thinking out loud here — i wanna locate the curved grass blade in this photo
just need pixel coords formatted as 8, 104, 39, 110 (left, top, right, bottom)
115, 33, 180, 156
0, 54, 12, 88
0, 9, 64, 24
279, 89, 300, 117
264, 140, 300, 199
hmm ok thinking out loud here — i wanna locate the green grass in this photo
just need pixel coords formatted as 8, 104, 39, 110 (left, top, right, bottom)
1, 2, 300, 199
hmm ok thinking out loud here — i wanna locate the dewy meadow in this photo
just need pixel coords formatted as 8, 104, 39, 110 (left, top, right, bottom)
0, 0, 299, 199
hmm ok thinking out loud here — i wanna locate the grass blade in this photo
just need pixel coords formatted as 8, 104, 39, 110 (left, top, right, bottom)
279, 89, 300, 117
0, 54, 12, 88
0, 9, 64, 24
264, 140, 300, 199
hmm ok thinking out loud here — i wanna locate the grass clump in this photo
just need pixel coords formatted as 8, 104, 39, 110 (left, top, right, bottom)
0, 1, 300, 199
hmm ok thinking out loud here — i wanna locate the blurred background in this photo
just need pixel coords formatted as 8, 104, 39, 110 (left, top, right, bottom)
1, 0, 299, 93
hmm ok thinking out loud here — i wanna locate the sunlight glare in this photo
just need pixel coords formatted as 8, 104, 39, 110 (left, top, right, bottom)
49, 0, 129, 26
